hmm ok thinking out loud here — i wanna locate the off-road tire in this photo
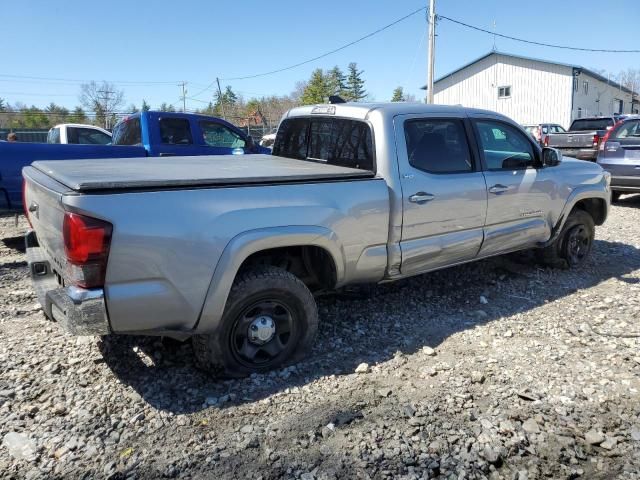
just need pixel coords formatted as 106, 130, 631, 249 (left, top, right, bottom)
539, 209, 595, 269
192, 266, 318, 377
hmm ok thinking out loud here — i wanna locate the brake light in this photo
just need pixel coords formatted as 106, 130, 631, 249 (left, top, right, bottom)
22, 179, 32, 228
63, 212, 112, 288
599, 120, 623, 151
592, 134, 600, 148
544, 136, 549, 147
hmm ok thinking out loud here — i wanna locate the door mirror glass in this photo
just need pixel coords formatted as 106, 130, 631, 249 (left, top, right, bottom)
542, 147, 562, 167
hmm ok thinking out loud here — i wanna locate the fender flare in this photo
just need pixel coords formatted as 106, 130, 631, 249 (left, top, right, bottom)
541, 182, 609, 247
194, 225, 346, 333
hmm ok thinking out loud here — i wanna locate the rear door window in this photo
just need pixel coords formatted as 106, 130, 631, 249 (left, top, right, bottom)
404, 119, 473, 173
159, 118, 193, 145
112, 118, 142, 145
273, 117, 374, 171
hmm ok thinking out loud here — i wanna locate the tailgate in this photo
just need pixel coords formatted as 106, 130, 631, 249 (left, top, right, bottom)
549, 133, 593, 148
599, 138, 640, 176
22, 166, 72, 279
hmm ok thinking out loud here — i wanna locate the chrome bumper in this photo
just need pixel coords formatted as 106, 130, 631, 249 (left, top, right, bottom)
25, 230, 110, 335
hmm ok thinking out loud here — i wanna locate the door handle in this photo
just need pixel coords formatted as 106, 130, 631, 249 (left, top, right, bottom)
408, 192, 435, 204
488, 184, 511, 194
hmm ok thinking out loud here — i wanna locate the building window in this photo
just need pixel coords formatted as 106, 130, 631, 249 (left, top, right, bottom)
583, 80, 589, 95
577, 107, 582, 118
573, 77, 578, 92
497, 86, 511, 98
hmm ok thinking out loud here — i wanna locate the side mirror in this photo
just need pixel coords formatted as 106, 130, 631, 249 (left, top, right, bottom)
542, 147, 562, 167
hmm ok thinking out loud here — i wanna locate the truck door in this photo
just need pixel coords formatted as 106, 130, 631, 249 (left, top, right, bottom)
471, 118, 554, 257
394, 115, 487, 276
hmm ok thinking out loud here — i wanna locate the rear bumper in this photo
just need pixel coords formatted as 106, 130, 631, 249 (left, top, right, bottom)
610, 176, 640, 192
25, 230, 110, 335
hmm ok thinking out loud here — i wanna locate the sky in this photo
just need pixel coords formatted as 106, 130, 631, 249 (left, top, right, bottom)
1, 0, 639, 112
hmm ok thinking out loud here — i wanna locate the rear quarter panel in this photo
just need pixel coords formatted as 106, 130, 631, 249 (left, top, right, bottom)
62, 178, 390, 334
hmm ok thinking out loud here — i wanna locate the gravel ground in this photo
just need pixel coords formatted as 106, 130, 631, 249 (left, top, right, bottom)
1, 198, 640, 480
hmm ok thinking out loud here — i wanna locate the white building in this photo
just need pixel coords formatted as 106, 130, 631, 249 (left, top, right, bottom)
431, 51, 638, 129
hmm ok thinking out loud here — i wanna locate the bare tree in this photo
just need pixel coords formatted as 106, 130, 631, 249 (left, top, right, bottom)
79, 81, 125, 128
617, 69, 640, 112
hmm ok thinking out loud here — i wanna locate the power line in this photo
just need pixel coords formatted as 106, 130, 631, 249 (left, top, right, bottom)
0, 74, 182, 85
438, 15, 640, 53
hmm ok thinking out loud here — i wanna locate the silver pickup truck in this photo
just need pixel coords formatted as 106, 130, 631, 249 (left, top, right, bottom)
546, 116, 621, 161
23, 103, 611, 377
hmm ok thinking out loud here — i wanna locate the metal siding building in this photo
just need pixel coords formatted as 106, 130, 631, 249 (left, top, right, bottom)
432, 52, 637, 128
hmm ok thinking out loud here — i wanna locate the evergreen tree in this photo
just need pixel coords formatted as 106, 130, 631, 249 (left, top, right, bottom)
141, 99, 151, 112
158, 102, 176, 112
128, 103, 139, 113
391, 86, 405, 102
301, 69, 331, 105
326, 66, 347, 97
345, 62, 367, 101
0, 98, 5, 111
68, 107, 87, 124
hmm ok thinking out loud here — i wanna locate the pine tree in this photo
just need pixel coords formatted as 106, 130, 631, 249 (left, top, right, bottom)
391, 87, 405, 102
301, 69, 331, 105
326, 66, 347, 97
68, 107, 87, 124
345, 62, 367, 101
141, 99, 150, 112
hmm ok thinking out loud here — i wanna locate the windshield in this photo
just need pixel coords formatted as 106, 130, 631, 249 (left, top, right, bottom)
272, 117, 374, 171
570, 118, 614, 131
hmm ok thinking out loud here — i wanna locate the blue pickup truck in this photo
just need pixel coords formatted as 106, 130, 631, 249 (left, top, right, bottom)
0, 111, 269, 213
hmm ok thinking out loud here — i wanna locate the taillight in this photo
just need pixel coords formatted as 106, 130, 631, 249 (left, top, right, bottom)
22, 179, 32, 227
592, 134, 600, 148
600, 120, 623, 151
63, 212, 112, 288
544, 136, 549, 147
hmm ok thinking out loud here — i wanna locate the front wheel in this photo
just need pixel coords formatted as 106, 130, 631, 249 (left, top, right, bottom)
193, 266, 318, 377
539, 210, 595, 268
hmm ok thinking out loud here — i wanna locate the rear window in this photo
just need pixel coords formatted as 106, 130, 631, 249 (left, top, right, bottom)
570, 118, 614, 131
47, 127, 61, 144
613, 120, 640, 139
273, 117, 374, 171
112, 118, 142, 145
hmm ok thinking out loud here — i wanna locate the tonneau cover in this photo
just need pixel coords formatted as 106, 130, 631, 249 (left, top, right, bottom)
31, 154, 375, 192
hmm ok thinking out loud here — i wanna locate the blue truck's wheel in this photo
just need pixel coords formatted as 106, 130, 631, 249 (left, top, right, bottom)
192, 266, 318, 377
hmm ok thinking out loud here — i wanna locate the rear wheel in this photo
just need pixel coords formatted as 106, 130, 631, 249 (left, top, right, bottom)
193, 266, 318, 377
539, 209, 595, 268
611, 191, 622, 203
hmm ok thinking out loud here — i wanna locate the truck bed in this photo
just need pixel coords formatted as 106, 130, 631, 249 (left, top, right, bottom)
31, 154, 375, 192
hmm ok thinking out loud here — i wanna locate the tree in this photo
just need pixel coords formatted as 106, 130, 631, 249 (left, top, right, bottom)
158, 102, 176, 112
345, 62, 367, 101
127, 103, 139, 113
391, 86, 405, 102
68, 106, 87, 124
327, 66, 347, 97
79, 81, 125, 128
0, 98, 5, 111
141, 99, 150, 112
301, 69, 331, 105
617, 69, 640, 111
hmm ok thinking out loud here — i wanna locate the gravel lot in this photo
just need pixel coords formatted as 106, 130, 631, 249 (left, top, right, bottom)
1, 198, 640, 480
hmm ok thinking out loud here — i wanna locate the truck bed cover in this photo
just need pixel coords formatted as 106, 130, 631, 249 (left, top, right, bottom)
31, 154, 375, 192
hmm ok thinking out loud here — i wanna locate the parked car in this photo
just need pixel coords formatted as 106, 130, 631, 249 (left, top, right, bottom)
0, 111, 269, 213
47, 124, 112, 145
597, 115, 640, 201
523, 123, 565, 146
23, 103, 610, 376
546, 116, 625, 161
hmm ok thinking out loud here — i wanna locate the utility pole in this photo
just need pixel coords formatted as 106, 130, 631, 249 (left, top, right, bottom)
180, 81, 187, 113
97, 89, 114, 129
426, 0, 436, 104
216, 77, 226, 120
